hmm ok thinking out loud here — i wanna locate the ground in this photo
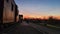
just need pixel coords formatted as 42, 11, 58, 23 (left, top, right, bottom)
2, 22, 43, 34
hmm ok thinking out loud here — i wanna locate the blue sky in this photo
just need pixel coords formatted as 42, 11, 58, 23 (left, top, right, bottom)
15, 0, 60, 18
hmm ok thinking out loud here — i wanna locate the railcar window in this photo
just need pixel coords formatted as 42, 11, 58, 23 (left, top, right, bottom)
11, 3, 13, 11
6, 0, 9, 2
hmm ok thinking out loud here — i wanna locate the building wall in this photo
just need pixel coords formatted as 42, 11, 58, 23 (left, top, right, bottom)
3, 0, 17, 23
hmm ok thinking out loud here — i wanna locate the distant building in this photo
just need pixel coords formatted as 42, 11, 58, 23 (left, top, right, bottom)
0, 0, 19, 23
19, 15, 23, 23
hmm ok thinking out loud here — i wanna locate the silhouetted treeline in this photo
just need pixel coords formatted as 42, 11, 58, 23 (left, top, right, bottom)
23, 16, 60, 26
23, 18, 42, 23
47, 16, 60, 26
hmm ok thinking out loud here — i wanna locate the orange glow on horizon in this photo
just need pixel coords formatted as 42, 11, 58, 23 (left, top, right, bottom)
23, 15, 60, 19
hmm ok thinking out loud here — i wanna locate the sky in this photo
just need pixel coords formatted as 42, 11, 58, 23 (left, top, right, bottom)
15, 0, 60, 19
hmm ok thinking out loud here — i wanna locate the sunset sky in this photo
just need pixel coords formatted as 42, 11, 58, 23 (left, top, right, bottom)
15, 0, 60, 19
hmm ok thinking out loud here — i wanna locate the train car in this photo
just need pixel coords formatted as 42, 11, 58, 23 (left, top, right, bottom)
19, 15, 23, 23
0, 0, 19, 24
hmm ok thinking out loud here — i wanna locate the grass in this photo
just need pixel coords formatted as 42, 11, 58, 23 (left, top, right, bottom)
46, 24, 60, 28
34, 23, 60, 31
45, 24, 60, 31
